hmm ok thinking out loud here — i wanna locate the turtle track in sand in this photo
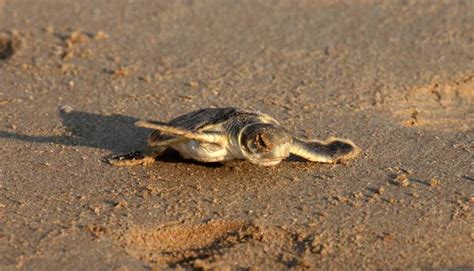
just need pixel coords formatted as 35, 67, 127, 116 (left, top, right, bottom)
387, 74, 474, 132
113, 219, 325, 269
117, 220, 249, 267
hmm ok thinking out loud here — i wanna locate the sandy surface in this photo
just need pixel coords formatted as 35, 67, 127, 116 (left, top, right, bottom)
0, 0, 473, 270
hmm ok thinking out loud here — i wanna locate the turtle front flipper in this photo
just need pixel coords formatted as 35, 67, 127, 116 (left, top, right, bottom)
135, 120, 227, 145
290, 137, 361, 163
107, 146, 166, 166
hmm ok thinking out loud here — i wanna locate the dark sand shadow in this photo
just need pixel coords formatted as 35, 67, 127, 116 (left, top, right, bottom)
461, 175, 474, 182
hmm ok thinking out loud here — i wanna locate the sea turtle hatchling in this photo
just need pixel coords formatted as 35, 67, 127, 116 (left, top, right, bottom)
108, 107, 361, 166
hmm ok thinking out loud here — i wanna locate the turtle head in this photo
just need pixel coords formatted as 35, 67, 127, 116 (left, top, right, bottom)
239, 123, 292, 166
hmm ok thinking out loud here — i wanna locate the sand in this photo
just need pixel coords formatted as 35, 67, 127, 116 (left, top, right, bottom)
0, 0, 473, 270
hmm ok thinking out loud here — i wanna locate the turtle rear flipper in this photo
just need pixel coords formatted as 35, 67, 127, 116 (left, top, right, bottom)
135, 120, 227, 145
108, 146, 166, 166
290, 137, 360, 163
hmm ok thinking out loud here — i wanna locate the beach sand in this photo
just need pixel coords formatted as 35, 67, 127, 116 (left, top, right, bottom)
0, 0, 473, 269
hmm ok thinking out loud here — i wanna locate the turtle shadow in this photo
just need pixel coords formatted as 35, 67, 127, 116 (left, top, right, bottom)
0, 109, 223, 168
0, 110, 149, 153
